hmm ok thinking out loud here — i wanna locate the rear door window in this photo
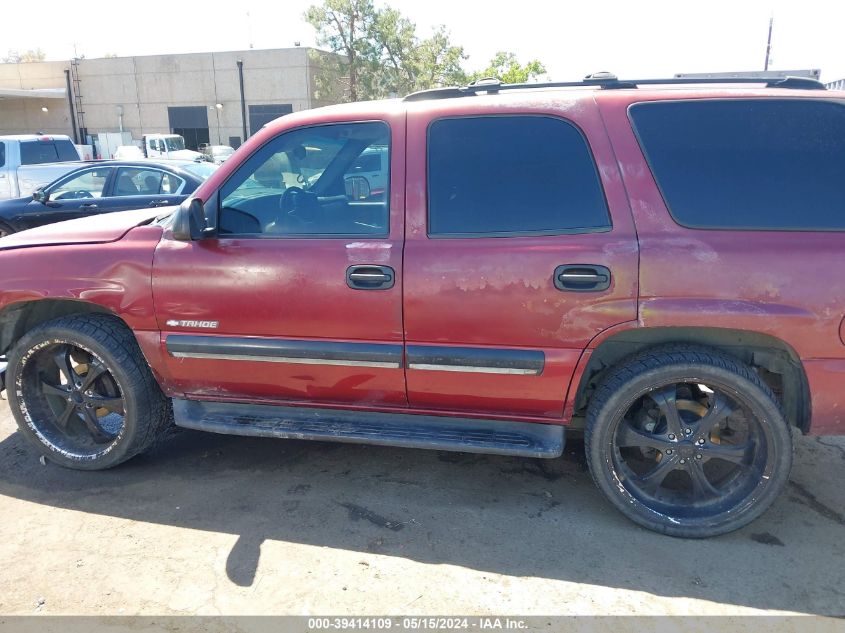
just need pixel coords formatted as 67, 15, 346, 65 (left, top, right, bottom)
427, 116, 610, 236
630, 99, 845, 230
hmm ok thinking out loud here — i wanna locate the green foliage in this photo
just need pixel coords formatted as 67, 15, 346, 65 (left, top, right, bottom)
467, 52, 547, 84
304, 1, 547, 101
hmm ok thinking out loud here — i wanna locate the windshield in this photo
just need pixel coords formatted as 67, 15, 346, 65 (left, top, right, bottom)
213, 147, 234, 157
165, 137, 186, 152
181, 162, 219, 180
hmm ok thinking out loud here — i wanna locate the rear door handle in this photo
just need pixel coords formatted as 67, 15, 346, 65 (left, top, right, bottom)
149, 199, 171, 207
554, 265, 611, 292
346, 265, 395, 290
79, 203, 98, 210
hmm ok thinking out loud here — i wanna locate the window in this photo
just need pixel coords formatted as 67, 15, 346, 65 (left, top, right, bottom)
427, 116, 610, 236
20, 141, 59, 165
219, 121, 390, 237
630, 99, 845, 231
50, 168, 113, 200
113, 168, 184, 196
20, 140, 78, 164
0, 142, 5, 168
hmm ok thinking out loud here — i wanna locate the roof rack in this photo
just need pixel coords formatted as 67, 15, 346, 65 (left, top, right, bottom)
403, 73, 827, 102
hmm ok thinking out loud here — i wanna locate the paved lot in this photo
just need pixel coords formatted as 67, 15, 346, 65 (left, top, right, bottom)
0, 397, 843, 617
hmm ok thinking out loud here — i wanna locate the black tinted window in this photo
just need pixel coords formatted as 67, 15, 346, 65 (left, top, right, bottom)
427, 116, 610, 236
630, 99, 845, 231
20, 141, 59, 164
55, 140, 79, 161
0, 143, 5, 168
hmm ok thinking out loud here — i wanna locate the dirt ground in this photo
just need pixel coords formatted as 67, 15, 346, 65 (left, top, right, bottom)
0, 397, 843, 617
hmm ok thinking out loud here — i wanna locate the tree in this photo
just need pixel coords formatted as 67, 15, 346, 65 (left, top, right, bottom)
305, 0, 379, 102
305, 0, 466, 101
467, 51, 547, 84
2, 48, 46, 63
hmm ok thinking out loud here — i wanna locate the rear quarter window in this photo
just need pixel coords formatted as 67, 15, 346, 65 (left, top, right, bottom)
630, 99, 845, 231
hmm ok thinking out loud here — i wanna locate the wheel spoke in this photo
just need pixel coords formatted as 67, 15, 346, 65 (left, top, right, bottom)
55, 402, 77, 430
88, 395, 124, 413
687, 459, 721, 499
635, 455, 679, 494
80, 360, 108, 391
649, 385, 684, 437
695, 393, 734, 439
81, 407, 115, 444
40, 380, 71, 399
701, 442, 751, 465
616, 420, 673, 451
52, 346, 78, 386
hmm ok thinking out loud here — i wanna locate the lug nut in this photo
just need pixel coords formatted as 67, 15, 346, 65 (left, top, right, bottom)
665, 449, 673, 455
695, 454, 702, 460
668, 434, 676, 440
680, 459, 686, 464
85, 390, 93, 396
696, 438, 705, 445
684, 428, 692, 435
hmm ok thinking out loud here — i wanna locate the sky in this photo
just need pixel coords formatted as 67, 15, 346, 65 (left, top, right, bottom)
4, 0, 845, 82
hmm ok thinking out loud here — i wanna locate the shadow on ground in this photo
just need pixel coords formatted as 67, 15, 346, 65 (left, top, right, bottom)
0, 421, 843, 614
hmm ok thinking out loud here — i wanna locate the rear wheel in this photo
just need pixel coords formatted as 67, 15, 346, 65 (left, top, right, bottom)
585, 345, 792, 538
7, 314, 172, 470
0, 222, 14, 238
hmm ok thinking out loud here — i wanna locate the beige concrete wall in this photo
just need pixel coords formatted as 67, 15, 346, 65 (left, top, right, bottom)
0, 48, 327, 144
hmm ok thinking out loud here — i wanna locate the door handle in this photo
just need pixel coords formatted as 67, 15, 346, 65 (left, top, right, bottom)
149, 199, 170, 206
79, 203, 98, 210
554, 265, 611, 292
346, 265, 395, 290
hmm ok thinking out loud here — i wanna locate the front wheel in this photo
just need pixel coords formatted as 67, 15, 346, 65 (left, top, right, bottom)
7, 314, 173, 470
585, 345, 793, 538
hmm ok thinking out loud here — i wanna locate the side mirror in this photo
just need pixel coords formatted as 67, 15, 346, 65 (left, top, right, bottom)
32, 189, 49, 204
345, 176, 371, 201
172, 197, 216, 241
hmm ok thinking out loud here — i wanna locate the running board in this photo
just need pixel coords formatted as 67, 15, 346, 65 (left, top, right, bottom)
173, 399, 564, 459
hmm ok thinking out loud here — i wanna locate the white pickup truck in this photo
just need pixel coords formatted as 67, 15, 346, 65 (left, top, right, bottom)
0, 135, 83, 200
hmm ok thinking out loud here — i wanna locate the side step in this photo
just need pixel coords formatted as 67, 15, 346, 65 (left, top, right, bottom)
173, 399, 564, 459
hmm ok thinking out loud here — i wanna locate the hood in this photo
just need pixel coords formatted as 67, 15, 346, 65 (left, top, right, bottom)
168, 149, 204, 161
0, 207, 171, 251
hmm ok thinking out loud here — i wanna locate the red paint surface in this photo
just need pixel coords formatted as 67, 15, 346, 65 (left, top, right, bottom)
1, 88, 845, 434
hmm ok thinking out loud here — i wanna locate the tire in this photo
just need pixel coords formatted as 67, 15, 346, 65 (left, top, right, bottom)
585, 344, 793, 538
7, 314, 173, 470
0, 222, 14, 238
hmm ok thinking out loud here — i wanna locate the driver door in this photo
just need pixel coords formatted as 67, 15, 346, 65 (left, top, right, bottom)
152, 115, 407, 407
15, 166, 114, 230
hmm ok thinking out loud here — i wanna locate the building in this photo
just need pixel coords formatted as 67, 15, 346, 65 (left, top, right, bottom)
826, 78, 845, 90
0, 47, 333, 153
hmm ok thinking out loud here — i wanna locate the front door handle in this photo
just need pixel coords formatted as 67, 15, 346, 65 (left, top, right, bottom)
346, 265, 395, 290
554, 265, 611, 292
149, 199, 171, 207
79, 203, 98, 210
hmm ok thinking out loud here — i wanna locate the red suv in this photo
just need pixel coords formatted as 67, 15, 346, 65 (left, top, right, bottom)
2, 75, 843, 538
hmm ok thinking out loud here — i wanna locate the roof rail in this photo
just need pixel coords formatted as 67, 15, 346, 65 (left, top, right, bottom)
402, 73, 827, 102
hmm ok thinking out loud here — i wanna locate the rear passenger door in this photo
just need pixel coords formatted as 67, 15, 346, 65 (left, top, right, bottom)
108, 166, 185, 211
403, 102, 639, 418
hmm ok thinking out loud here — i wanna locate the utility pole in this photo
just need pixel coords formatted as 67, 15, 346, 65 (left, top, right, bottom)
764, 17, 773, 71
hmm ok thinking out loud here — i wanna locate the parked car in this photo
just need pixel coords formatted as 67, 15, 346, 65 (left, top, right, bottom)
1, 75, 843, 538
201, 144, 235, 165
0, 135, 82, 200
142, 134, 204, 162
0, 159, 217, 236
113, 145, 145, 160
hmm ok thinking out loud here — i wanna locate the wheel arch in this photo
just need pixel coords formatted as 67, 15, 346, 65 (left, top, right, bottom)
0, 299, 120, 357
570, 326, 811, 433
